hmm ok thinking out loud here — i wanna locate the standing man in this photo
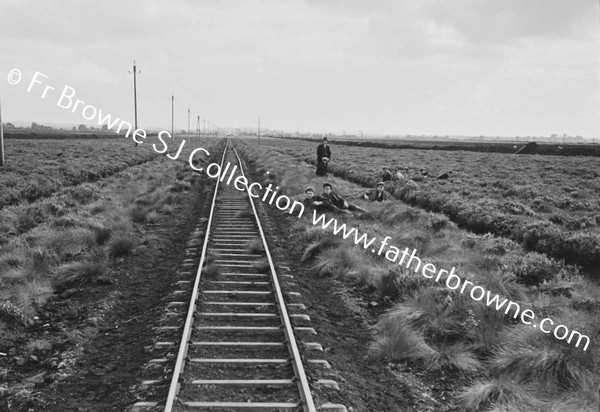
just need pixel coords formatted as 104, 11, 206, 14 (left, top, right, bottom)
316, 137, 331, 176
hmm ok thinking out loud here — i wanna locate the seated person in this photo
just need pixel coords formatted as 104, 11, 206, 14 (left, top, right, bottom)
303, 186, 325, 211
321, 182, 368, 213
304, 186, 349, 215
363, 181, 391, 202
381, 167, 393, 181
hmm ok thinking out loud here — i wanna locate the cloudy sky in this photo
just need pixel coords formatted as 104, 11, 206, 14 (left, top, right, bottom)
0, 0, 598, 138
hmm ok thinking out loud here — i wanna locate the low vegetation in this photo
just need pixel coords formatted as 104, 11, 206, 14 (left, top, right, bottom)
0, 137, 161, 210
260, 137, 600, 271
0, 136, 218, 349
236, 138, 600, 411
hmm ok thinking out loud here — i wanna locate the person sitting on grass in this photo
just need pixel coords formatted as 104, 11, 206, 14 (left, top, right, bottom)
302, 186, 326, 213
304, 186, 349, 215
321, 182, 368, 214
363, 181, 391, 202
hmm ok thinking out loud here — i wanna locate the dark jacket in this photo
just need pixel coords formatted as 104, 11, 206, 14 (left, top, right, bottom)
364, 189, 390, 202
321, 190, 347, 209
303, 195, 327, 211
317, 144, 331, 162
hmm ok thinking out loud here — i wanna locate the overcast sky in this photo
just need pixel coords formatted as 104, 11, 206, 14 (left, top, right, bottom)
1, 0, 598, 137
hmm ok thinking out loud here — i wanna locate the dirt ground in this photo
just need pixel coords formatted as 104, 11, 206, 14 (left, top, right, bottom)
1, 146, 464, 412
0, 174, 213, 412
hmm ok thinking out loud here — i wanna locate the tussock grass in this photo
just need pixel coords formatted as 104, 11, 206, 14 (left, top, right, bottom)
547, 389, 599, 412
309, 246, 366, 278
470, 306, 507, 353
407, 287, 470, 342
131, 204, 151, 223
426, 343, 481, 372
300, 235, 342, 262
490, 323, 598, 390
109, 235, 136, 257
162, 192, 181, 206
0, 278, 53, 325
53, 258, 108, 291
38, 228, 96, 263
457, 379, 542, 412
369, 315, 437, 361
93, 226, 112, 246
372, 266, 428, 298
145, 210, 159, 223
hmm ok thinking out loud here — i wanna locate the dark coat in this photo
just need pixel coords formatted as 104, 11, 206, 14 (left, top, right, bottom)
317, 144, 331, 162
303, 195, 327, 212
321, 190, 347, 209
365, 189, 390, 202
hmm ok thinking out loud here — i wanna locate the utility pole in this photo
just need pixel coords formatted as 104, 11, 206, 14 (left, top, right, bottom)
188, 107, 190, 135
129, 60, 141, 146
171, 94, 174, 138
203, 118, 206, 136
258, 117, 260, 147
0, 94, 4, 166
196, 115, 200, 139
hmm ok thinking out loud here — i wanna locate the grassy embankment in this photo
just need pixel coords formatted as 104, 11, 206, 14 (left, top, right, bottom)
262, 138, 600, 273
0, 137, 222, 348
236, 139, 600, 412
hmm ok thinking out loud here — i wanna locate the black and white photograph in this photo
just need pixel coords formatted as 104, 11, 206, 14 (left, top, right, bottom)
0, 1, 599, 411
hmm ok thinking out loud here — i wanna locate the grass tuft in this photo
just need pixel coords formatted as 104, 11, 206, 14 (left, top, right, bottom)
109, 235, 135, 257
369, 314, 437, 361
53, 259, 108, 291
301, 235, 341, 262
93, 227, 112, 246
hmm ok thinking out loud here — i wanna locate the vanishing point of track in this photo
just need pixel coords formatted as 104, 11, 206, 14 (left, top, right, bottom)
132, 140, 346, 411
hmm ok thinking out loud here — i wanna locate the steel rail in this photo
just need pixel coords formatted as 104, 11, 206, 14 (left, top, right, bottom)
231, 146, 317, 412
163, 140, 229, 412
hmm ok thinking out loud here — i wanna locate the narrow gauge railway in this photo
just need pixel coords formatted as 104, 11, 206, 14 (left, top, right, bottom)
132, 141, 345, 411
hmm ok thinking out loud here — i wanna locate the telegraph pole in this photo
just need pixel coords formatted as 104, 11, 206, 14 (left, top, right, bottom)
258, 117, 260, 147
129, 60, 141, 146
0, 94, 4, 166
171, 94, 174, 138
188, 107, 190, 135
196, 115, 200, 139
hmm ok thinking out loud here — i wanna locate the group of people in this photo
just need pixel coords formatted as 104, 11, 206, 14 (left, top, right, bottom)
304, 137, 392, 216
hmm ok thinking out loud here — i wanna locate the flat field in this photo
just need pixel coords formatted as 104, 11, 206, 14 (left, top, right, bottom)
263, 137, 600, 271
0, 137, 160, 209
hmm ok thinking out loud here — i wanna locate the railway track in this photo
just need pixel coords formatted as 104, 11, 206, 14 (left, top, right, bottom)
132, 140, 346, 411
